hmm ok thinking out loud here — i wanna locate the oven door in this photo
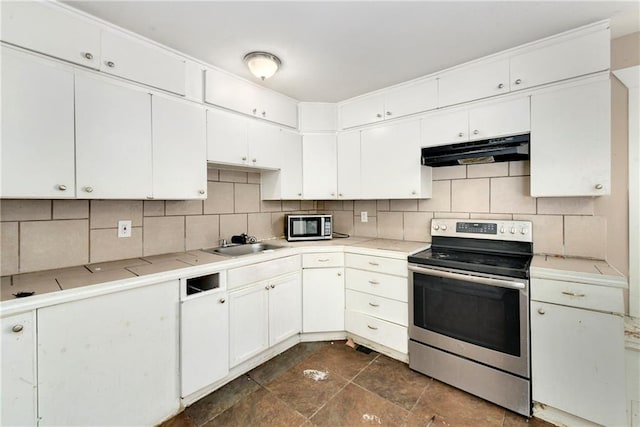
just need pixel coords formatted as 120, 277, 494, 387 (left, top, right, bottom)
409, 264, 529, 378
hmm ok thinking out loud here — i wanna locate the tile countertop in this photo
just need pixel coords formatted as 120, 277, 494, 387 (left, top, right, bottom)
0, 238, 429, 306
530, 255, 627, 288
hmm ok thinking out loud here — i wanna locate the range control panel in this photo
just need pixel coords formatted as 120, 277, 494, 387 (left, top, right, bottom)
431, 219, 532, 242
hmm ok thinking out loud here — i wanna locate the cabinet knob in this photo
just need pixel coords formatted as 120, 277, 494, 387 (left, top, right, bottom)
198, 189, 205, 195
514, 79, 522, 85
270, 284, 275, 289
473, 129, 479, 135
339, 193, 343, 197
376, 113, 383, 118
458, 132, 464, 138
411, 191, 417, 195
386, 111, 392, 116
252, 108, 257, 115
595, 184, 603, 190
298, 193, 302, 196
265, 285, 270, 290
57, 184, 67, 191
242, 156, 247, 161
261, 111, 266, 117
106, 61, 115, 68
337, 272, 342, 277
219, 298, 226, 304
537, 308, 545, 315
331, 192, 335, 196
252, 158, 257, 163
12, 324, 24, 333
83, 52, 94, 60
84, 186, 93, 193
498, 83, 504, 89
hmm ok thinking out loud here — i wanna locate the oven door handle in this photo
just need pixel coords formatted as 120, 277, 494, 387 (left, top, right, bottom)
408, 265, 526, 290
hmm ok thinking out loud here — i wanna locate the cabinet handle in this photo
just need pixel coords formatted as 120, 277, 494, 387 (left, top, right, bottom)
12, 324, 24, 333
105, 61, 115, 68
376, 113, 383, 118
561, 291, 586, 297
537, 308, 545, 315
498, 83, 504, 89
386, 111, 392, 116
368, 261, 379, 266
242, 156, 247, 161
514, 79, 522, 85
337, 272, 342, 277
595, 184, 603, 190
331, 192, 335, 196
147, 195, 154, 200
198, 189, 205, 195
411, 191, 417, 195
367, 325, 378, 330
83, 52, 93, 60
457, 132, 464, 138
265, 285, 270, 290
261, 111, 266, 117
57, 184, 67, 191
252, 108, 257, 115
339, 193, 343, 197
317, 258, 330, 262
368, 302, 380, 307
219, 298, 226, 304
368, 280, 380, 285
270, 284, 275, 289
84, 186, 94, 193
473, 129, 479, 135
252, 158, 257, 163
298, 193, 302, 196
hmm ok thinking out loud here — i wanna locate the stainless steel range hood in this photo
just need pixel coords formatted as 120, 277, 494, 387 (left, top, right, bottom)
421, 133, 530, 167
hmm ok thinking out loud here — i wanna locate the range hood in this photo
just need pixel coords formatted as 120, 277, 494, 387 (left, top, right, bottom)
421, 133, 530, 167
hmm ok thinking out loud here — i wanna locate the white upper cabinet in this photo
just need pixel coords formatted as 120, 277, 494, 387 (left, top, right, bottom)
152, 96, 207, 199
248, 121, 282, 169
337, 130, 362, 199
302, 134, 338, 199
1, 1, 101, 69
75, 74, 153, 199
1, 47, 76, 199
421, 109, 469, 147
467, 96, 530, 141
100, 30, 186, 96
299, 103, 338, 132
510, 27, 610, 91
206, 109, 249, 166
262, 129, 303, 200
340, 78, 438, 129
204, 68, 297, 128
438, 59, 510, 108
530, 78, 610, 197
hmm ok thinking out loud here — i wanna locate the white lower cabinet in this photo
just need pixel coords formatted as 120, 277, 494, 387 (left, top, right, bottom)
1, 311, 37, 427
37, 281, 180, 426
268, 273, 303, 345
302, 252, 345, 333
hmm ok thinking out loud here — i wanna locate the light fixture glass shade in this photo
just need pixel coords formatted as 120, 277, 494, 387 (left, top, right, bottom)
243, 51, 281, 81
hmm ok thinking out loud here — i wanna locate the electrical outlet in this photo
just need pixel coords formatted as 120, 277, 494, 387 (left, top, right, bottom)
360, 211, 368, 223
118, 220, 132, 238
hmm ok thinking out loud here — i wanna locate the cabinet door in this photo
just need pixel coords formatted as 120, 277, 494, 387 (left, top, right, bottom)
510, 28, 610, 91
421, 109, 469, 147
152, 96, 207, 199
180, 292, 229, 397
384, 78, 438, 119
248, 121, 282, 169
1, 1, 100, 69
302, 134, 338, 199
37, 281, 180, 426
204, 68, 261, 117
101, 30, 186, 95
360, 120, 422, 199
229, 283, 269, 367
302, 268, 345, 333
263, 129, 303, 200
1, 47, 76, 198
531, 302, 626, 426
340, 93, 385, 129
75, 74, 153, 199
260, 90, 298, 128
268, 273, 302, 345
438, 59, 510, 107
206, 109, 249, 166
530, 79, 610, 196
468, 97, 530, 141
337, 129, 362, 199
1, 311, 37, 427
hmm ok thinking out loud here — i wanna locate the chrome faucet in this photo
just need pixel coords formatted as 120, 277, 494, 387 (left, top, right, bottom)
219, 238, 228, 247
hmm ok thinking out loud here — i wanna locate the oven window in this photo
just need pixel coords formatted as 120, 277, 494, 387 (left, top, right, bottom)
291, 218, 319, 237
413, 273, 521, 356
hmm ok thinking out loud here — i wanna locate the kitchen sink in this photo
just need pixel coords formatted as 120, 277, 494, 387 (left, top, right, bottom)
204, 242, 284, 257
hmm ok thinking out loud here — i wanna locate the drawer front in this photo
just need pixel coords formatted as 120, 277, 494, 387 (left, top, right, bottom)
345, 253, 407, 277
345, 289, 408, 326
531, 278, 623, 314
302, 252, 344, 268
345, 310, 407, 353
345, 268, 407, 302
228, 255, 300, 289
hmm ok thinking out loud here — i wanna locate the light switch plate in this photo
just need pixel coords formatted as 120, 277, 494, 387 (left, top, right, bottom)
118, 220, 132, 238
360, 211, 368, 223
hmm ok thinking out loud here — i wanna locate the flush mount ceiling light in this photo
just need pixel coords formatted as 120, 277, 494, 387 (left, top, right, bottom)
243, 51, 281, 81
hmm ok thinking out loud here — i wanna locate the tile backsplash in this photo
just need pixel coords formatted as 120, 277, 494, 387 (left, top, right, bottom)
0, 161, 605, 276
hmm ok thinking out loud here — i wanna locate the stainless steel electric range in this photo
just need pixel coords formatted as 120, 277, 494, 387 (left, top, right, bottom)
408, 219, 533, 416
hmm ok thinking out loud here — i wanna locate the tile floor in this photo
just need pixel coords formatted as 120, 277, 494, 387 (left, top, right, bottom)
162, 341, 551, 427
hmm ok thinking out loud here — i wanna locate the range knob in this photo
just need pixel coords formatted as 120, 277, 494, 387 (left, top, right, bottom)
441, 224, 448, 231
520, 228, 528, 235
433, 224, 440, 231
510, 227, 516, 234
500, 227, 505, 234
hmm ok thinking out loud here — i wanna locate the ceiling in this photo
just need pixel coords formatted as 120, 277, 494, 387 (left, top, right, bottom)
65, 1, 640, 102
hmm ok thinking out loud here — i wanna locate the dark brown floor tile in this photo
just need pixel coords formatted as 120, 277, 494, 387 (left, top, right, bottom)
409, 379, 505, 427
249, 341, 331, 386
202, 387, 306, 427
353, 355, 431, 411
298, 341, 378, 381
310, 383, 409, 426
158, 411, 197, 427
503, 411, 554, 427
265, 356, 349, 418
185, 374, 261, 426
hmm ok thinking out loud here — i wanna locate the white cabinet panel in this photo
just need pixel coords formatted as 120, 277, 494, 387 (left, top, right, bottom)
530, 79, 610, 196
302, 253, 344, 268
337, 130, 361, 199
345, 310, 408, 354
75, 74, 153, 199
1, 47, 76, 198
299, 103, 337, 132
468, 97, 530, 141
248, 121, 281, 169
385, 78, 438, 119
345, 268, 408, 302
531, 302, 626, 426
1, 1, 101, 69
438, 59, 510, 107
261, 129, 303, 200
268, 273, 302, 345
37, 281, 180, 426
101, 30, 186, 95
345, 253, 408, 278
346, 289, 408, 326
421, 109, 469, 147
206, 109, 249, 166
302, 134, 338, 199
180, 291, 229, 397
511, 28, 610, 91
152, 96, 207, 199
259, 91, 298, 129
340, 93, 385, 129
1, 311, 37, 427
302, 267, 345, 333
205, 68, 261, 117
229, 283, 269, 367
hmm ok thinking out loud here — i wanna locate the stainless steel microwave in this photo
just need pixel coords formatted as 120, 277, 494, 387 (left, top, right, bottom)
285, 214, 332, 241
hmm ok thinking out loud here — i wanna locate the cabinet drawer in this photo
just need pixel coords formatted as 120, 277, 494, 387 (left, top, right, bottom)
345, 289, 407, 326
531, 278, 623, 315
302, 253, 344, 268
344, 253, 407, 277
345, 268, 407, 302
228, 255, 300, 289
345, 310, 407, 354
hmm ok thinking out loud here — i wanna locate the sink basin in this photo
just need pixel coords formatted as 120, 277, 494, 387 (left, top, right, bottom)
204, 243, 284, 257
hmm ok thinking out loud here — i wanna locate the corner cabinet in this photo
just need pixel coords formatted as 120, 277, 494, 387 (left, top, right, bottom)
530, 78, 610, 196
261, 128, 303, 200
302, 253, 345, 333
302, 134, 338, 199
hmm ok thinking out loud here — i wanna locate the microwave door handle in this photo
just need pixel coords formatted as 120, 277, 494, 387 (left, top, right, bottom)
408, 265, 526, 290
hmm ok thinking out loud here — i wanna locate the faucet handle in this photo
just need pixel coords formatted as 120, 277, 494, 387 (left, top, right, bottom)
219, 238, 228, 247
247, 235, 258, 244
